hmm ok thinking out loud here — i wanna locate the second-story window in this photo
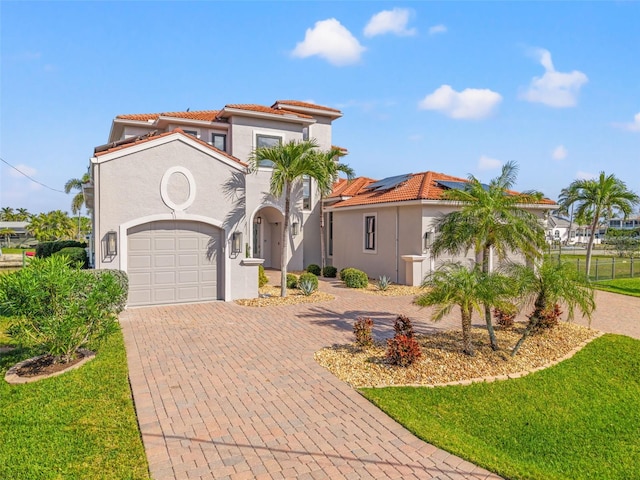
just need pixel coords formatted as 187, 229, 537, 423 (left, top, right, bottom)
256, 134, 282, 167
302, 175, 311, 210
183, 129, 198, 138
212, 133, 226, 151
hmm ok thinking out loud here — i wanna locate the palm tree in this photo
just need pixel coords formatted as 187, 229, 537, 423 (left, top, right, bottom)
27, 210, 75, 242
415, 263, 510, 355
15, 208, 31, 221
0, 228, 15, 247
310, 147, 354, 271
249, 139, 320, 297
65, 172, 91, 239
506, 260, 595, 356
0, 207, 15, 221
559, 172, 640, 276
431, 161, 546, 350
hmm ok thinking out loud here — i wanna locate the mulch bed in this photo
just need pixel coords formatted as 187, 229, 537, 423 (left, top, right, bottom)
315, 322, 600, 388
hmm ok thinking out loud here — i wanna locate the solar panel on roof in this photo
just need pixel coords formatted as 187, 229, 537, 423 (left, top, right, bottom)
437, 180, 490, 191
365, 174, 412, 191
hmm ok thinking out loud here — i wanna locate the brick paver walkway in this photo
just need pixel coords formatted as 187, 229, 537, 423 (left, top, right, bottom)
120, 275, 640, 479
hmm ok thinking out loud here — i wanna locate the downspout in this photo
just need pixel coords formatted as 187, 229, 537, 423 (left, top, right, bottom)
395, 207, 399, 283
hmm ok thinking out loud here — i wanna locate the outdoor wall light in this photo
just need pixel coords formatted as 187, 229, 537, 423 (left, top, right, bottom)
256, 216, 262, 224
106, 231, 118, 256
231, 232, 243, 254
291, 222, 299, 236
423, 231, 434, 252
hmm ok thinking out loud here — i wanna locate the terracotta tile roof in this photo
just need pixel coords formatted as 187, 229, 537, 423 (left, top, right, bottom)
116, 111, 221, 122
94, 128, 247, 166
223, 104, 314, 120
330, 171, 556, 207
273, 100, 342, 114
332, 145, 348, 153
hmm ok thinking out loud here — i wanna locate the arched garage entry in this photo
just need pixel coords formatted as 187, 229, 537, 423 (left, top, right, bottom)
127, 220, 222, 306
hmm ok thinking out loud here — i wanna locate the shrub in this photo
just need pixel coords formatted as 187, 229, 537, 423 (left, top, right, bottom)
52, 247, 88, 269
322, 265, 337, 278
284, 273, 298, 289
297, 272, 318, 292
494, 304, 518, 328
386, 335, 422, 367
339, 267, 351, 280
341, 268, 369, 289
393, 315, 415, 338
36, 240, 86, 259
258, 265, 268, 287
298, 279, 316, 296
0, 256, 124, 362
532, 304, 563, 332
353, 317, 374, 347
306, 264, 321, 276
86, 269, 129, 313
377, 275, 391, 291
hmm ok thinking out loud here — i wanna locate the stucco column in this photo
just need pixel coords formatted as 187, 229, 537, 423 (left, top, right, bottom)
400, 255, 427, 286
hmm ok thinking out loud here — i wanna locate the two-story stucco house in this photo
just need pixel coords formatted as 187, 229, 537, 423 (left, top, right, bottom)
84, 100, 342, 306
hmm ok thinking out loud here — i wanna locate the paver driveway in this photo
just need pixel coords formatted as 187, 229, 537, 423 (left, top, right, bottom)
121, 278, 501, 480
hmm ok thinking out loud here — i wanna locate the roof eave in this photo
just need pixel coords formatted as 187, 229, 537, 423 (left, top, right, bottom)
220, 107, 316, 125
274, 103, 343, 120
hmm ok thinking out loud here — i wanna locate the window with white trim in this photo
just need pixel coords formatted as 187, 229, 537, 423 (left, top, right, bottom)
211, 133, 226, 151
256, 134, 282, 167
302, 175, 311, 210
364, 215, 376, 251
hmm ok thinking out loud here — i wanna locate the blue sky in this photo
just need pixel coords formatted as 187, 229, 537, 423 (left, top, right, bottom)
2, 1, 639, 215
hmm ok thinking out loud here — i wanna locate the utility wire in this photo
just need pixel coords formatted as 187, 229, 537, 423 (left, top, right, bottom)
0, 156, 66, 193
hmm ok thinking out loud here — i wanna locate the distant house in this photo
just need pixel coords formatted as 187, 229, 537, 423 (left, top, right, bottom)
326, 172, 557, 286
546, 215, 571, 244
0, 221, 30, 246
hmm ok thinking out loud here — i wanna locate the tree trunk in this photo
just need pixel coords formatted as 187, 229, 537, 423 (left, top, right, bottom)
585, 211, 601, 276
461, 306, 474, 356
319, 192, 326, 271
482, 246, 499, 350
280, 182, 291, 297
511, 295, 546, 356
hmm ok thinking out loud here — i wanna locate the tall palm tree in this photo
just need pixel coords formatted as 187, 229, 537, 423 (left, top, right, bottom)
0, 207, 15, 221
559, 172, 640, 276
27, 210, 75, 242
65, 172, 91, 239
415, 263, 510, 355
431, 161, 546, 350
249, 139, 320, 297
15, 208, 31, 221
506, 260, 595, 356
310, 147, 354, 271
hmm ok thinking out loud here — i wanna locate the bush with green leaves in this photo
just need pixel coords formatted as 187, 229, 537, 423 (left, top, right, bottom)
341, 268, 369, 288
0, 256, 126, 363
286, 273, 298, 289
297, 272, 318, 293
258, 265, 268, 287
339, 267, 351, 280
306, 264, 321, 276
52, 247, 88, 268
322, 265, 337, 278
353, 317, 374, 347
35, 240, 86, 259
86, 269, 129, 313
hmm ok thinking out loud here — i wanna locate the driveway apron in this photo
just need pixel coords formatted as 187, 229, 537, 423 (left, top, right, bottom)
120, 280, 502, 480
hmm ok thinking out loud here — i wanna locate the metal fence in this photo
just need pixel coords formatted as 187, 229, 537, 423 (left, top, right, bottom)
555, 256, 639, 281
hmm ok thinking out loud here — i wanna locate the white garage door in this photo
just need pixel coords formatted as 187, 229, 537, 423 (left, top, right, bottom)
127, 220, 221, 306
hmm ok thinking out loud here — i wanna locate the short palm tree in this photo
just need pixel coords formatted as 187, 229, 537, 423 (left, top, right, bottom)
311, 147, 354, 271
0, 228, 15, 247
249, 139, 320, 297
506, 260, 595, 356
559, 172, 640, 276
415, 262, 510, 355
431, 161, 546, 350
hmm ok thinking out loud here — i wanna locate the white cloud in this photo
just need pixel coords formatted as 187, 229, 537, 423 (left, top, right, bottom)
292, 18, 365, 66
615, 112, 640, 132
8, 163, 37, 178
364, 8, 416, 37
418, 84, 502, 119
552, 145, 568, 160
520, 48, 588, 108
429, 24, 447, 35
576, 171, 597, 180
478, 155, 502, 170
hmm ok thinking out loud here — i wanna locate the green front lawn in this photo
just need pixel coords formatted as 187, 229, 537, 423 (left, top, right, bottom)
0, 320, 149, 479
594, 277, 640, 297
361, 334, 640, 480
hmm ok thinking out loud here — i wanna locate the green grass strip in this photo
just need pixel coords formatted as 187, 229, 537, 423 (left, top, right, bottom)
0, 328, 149, 479
361, 334, 640, 480
594, 277, 640, 297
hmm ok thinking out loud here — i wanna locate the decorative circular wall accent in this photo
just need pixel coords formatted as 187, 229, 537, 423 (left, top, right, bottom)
160, 166, 196, 212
